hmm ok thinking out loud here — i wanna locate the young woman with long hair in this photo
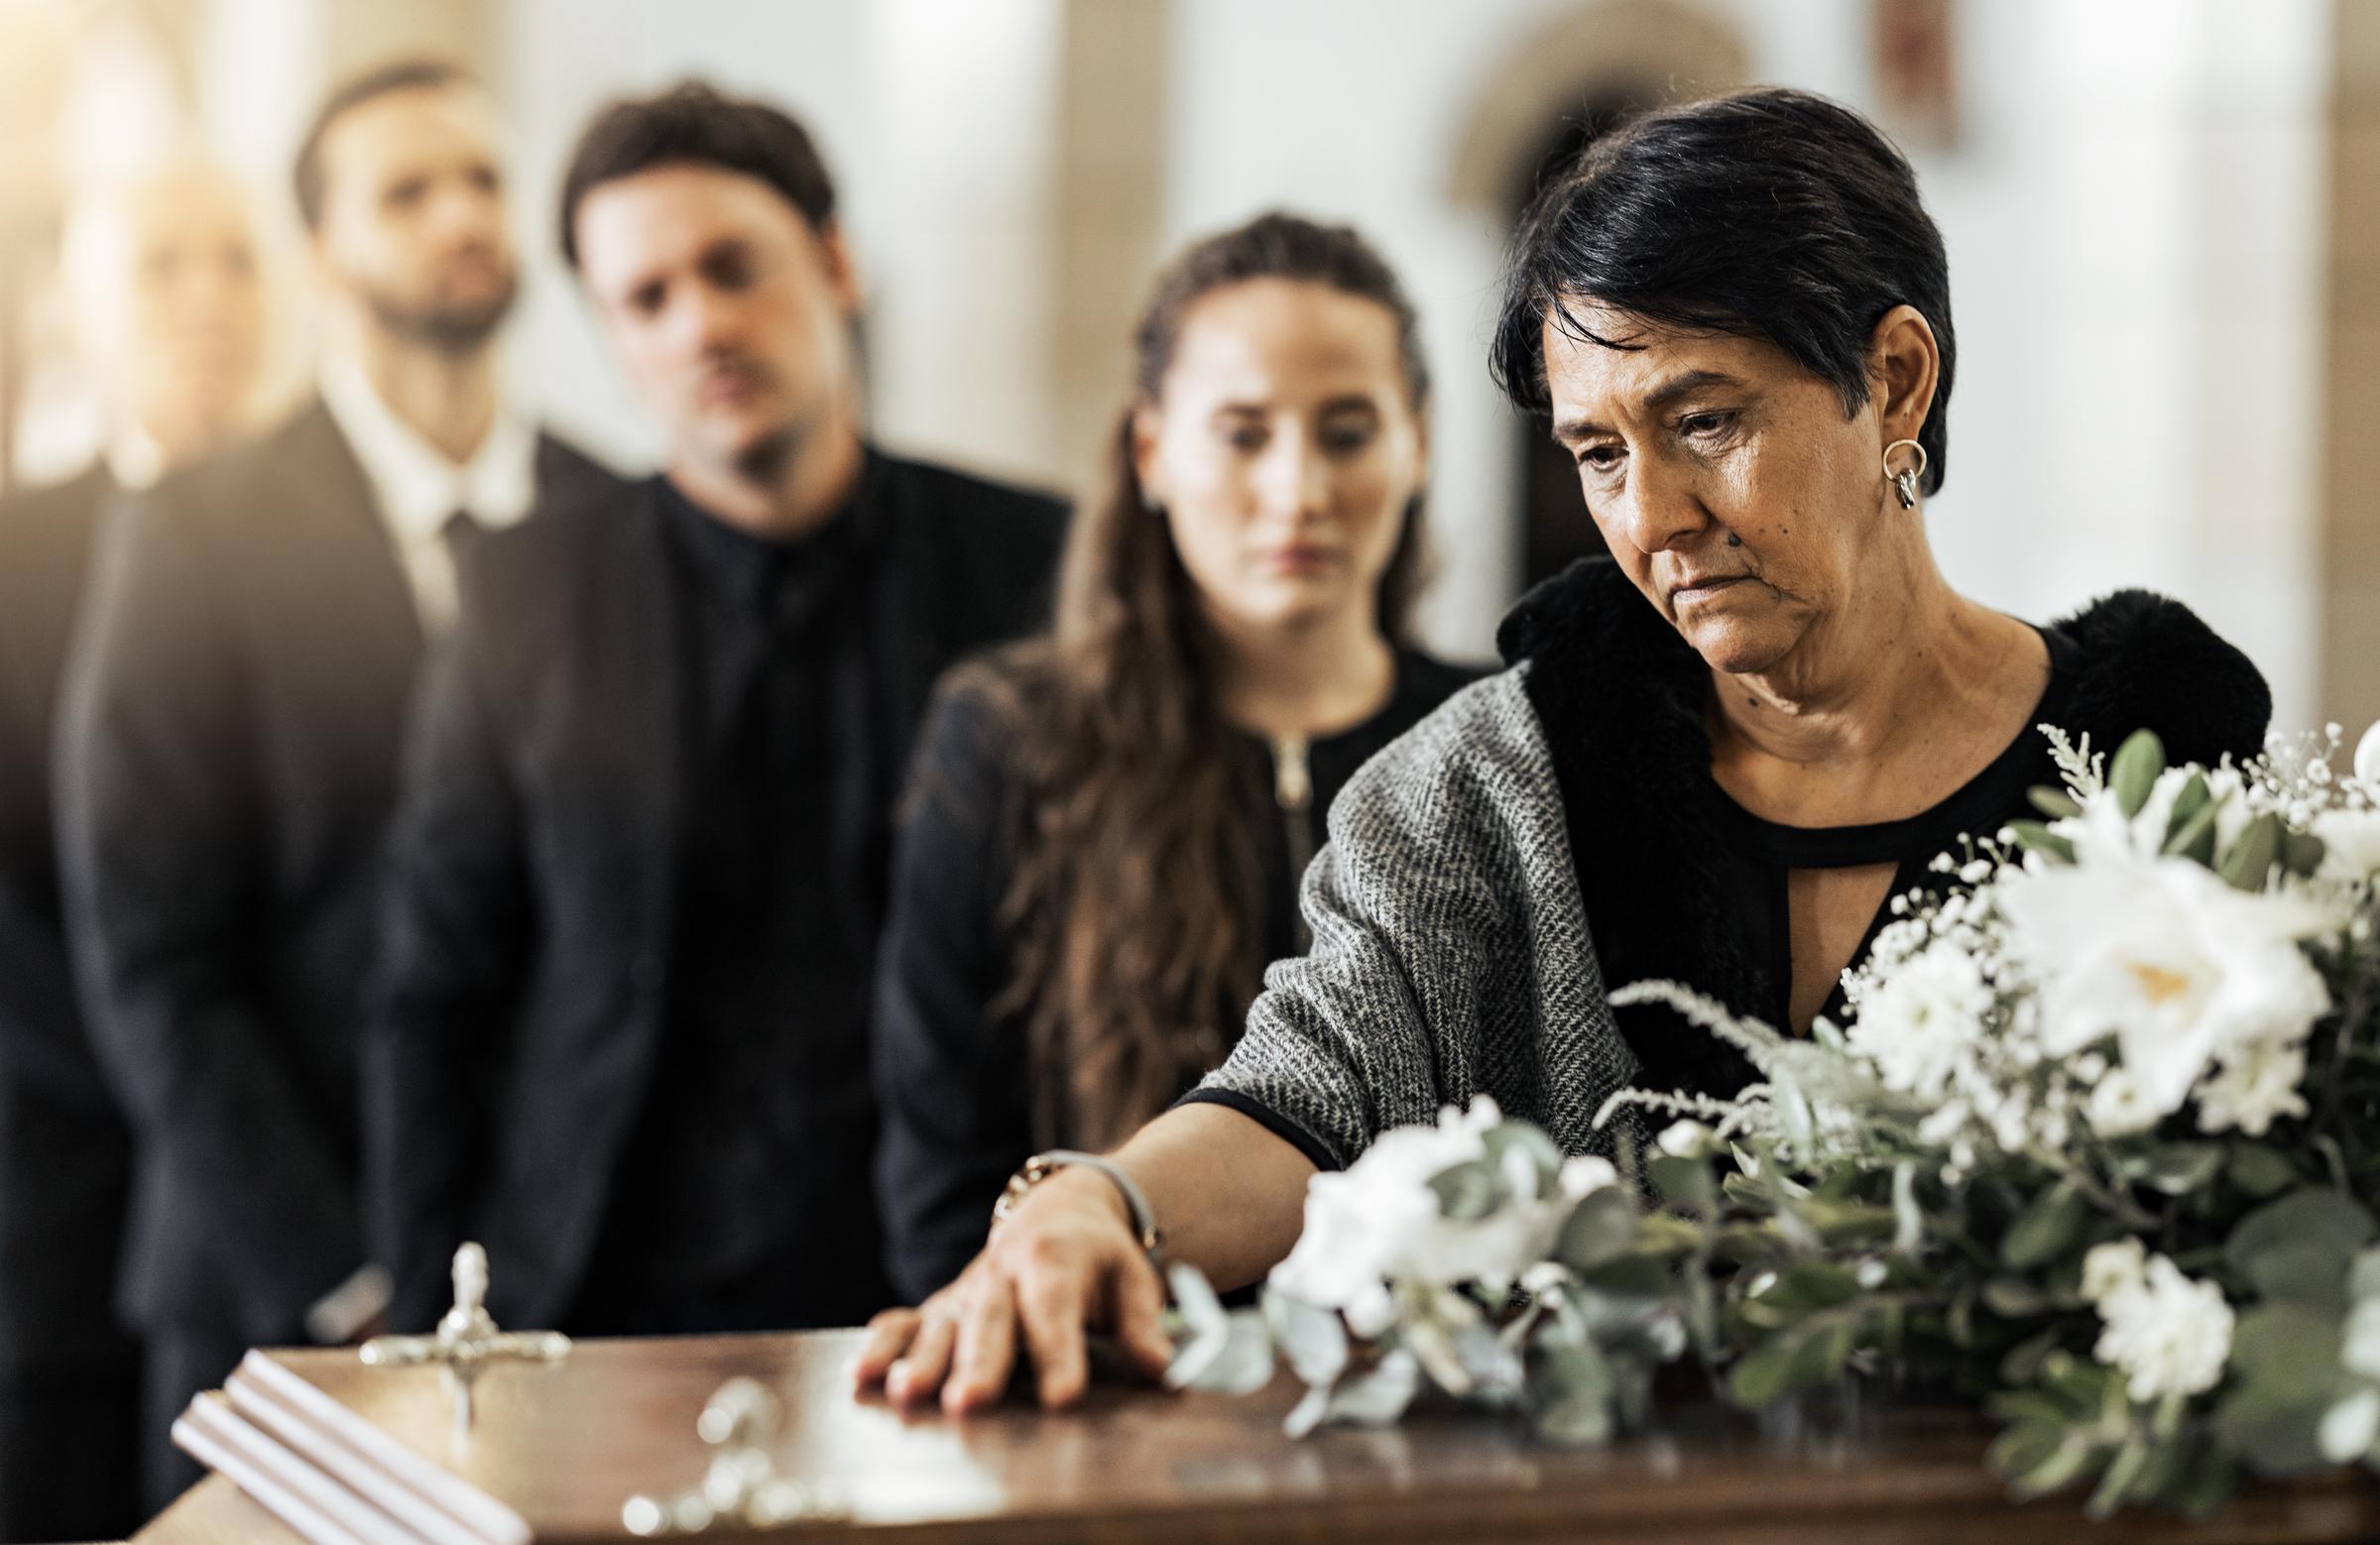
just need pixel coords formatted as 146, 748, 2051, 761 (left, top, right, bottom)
872, 212, 1480, 1300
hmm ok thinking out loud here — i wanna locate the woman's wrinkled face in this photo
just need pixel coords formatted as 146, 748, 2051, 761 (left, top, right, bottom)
1544, 302, 1910, 676
1136, 278, 1424, 637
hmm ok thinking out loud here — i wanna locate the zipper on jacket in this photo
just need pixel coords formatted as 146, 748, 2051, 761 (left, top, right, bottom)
1271, 733, 1316, 952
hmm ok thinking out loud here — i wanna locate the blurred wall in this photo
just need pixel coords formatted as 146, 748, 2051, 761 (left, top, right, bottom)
43, 0, 2347, 726
1159, 0, 2332, 721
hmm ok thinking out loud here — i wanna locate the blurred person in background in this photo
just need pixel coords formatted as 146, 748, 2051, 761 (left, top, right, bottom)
362, 82, 1064, 1350
53, 59, 617, 1512
0, 157, 264, 1545
872, 212, 1482, 1303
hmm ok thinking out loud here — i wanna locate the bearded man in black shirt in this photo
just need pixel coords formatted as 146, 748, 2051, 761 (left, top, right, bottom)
361, 83, 1066, 1339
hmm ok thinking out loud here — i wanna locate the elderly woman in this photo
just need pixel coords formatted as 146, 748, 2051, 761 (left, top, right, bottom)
854, 87, 2270, 1413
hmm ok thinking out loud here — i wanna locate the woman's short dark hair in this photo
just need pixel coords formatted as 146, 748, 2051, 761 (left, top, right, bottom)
1491, 87, 1955, 495
558, 82, 837, 268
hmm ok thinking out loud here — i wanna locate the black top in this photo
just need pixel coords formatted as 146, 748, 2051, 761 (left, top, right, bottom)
573, 469, 892, 1334
875, 649, 1484, 1299
0, 465, 141, 1374
363, 447, 1067, 1336
56, 401, 621, 1350
1706, 623, 2082, 1031
1493, 554, 2272, 1103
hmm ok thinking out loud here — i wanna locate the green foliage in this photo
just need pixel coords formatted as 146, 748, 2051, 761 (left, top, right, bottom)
2001, 1180, 2089, 1271
2108, 731, 2166, 819
2007, 819, 2077, 865
2218, 812, 2286, 892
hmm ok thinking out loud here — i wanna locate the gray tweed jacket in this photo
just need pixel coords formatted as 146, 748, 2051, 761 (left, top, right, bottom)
1183, 665, 1637, 1168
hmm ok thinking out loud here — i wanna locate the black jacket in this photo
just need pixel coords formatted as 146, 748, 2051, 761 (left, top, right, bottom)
1499, 556, 2276, 1099
0, 466, 137, 1370
364, 453, 1067, 1333
52, 402, 618, 1347
874, 648, 1484, 1301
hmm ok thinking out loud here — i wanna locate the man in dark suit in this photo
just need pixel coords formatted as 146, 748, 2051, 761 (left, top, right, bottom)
0, 158, 266, 1544
362, 84, 1065, 1344
54, 62, 618, 1512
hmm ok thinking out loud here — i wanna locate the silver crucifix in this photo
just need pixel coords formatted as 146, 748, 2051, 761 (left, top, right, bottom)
620, 1377, 846, 1535
359, 1243, 569, 1439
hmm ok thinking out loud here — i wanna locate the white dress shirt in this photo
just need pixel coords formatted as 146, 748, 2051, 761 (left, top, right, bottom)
317, 356, 539, 639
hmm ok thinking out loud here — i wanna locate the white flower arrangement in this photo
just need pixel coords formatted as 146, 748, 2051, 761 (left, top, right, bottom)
1172, 720, 2380, 1521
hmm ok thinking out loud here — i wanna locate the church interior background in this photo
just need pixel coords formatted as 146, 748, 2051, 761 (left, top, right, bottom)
2, 0, 2377, 735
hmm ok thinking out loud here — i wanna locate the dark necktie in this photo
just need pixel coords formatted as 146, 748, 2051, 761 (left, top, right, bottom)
439, 508, 483, 563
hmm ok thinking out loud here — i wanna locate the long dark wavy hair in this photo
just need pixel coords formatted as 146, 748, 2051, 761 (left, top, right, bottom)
961, 211, 1432, 1151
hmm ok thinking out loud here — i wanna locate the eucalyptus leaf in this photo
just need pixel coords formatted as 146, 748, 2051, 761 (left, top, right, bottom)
2163, 770, 2211, 840
1427, 1158, 1502, 1223
1482, 1122, 1563, 1200
2251, 1241, 2365, 1309
1648, 1153, 1718, 1217
2213, 1376, 2340, 1476
2282, 830, 2329, 880
2224, 1188, 2375, 1295
2109, 730, 2166, 819
2227, 1141, 2299, 1199
2218, 811, 2285, 892
1981, 1275, 2050, 1318
1985, 1421, 2066, 1491
1579, 1253, 1674, 1300
2230, 1304, 2347, 1394
2000, 1425, 2100, 1501
2007, 820, 2078, 866
2133, 1140, 2224, 1196
2085, 1436, 2152, 1519
1552, 1188, 1641, 1273
1999, 1328, 2063, 1387
2001, 1180, 2089, 1270
2027, 785, 2082, 820
1527, 1341, 1618, 1447
2164, 795, 2222, 867
1726, 1334, 1805, 1408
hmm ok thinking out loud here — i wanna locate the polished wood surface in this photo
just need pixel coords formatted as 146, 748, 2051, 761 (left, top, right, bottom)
139, 1329, 2380, 1543
136, 1473, 304, 1544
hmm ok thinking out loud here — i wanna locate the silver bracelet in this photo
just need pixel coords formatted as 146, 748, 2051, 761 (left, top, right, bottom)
994, 1149, 1165, 1260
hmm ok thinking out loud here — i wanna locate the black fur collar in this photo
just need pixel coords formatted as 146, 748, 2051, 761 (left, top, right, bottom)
1498, 556, 2272, 1099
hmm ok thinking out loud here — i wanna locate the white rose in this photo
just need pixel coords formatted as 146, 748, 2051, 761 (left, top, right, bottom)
2089, 1252, 2235, 1402
2000, 851, 2336, 1120
2355, 721, 2380, 789
1267, 1105, 1489, 1313
1267, 1099, 1589, 1314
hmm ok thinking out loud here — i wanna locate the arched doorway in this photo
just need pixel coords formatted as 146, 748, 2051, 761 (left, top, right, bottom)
1445, 1, 1748, 594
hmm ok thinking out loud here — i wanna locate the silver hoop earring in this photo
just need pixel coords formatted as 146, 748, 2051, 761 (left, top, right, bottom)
1883, 438, 1928, 510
